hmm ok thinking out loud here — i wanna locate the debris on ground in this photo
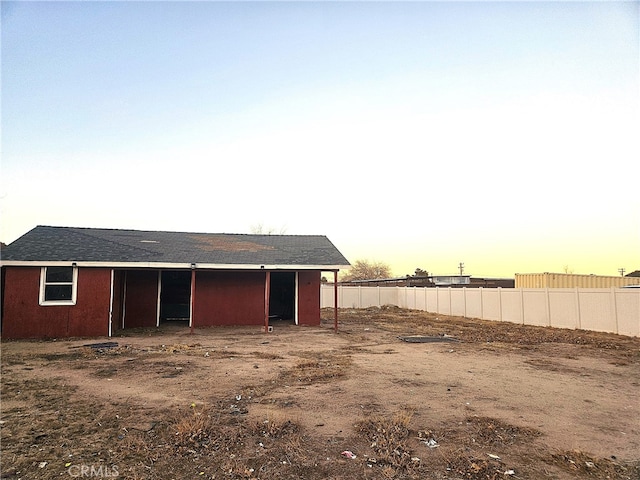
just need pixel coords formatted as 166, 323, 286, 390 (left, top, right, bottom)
398, 335, 459, 343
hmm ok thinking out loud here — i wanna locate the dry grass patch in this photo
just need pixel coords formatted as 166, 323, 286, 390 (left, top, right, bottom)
549, 450, 640, 479
277, 354, 352, 386
355, 408, 420, 473
464, 415, 542, 447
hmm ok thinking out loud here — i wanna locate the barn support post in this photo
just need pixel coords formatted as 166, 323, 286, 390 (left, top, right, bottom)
264, 270, 271, 333
108, 269, 115, 337
156, 271, 162, 327
189, 266, 196, 334
334, 270, 339, 332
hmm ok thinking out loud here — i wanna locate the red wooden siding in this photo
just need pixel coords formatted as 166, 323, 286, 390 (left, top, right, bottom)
1, 267, 111, 339
194, 271, 265, 326
297, 271, 321, 325
123, 270, 158, 328
1, 267, 326, 338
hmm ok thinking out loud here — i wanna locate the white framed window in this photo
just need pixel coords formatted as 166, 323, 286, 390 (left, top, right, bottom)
39, 266, 78, 305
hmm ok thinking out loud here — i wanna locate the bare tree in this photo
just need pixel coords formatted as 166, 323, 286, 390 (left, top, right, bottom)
250, 223, 287, 235
341, 259, 392, 281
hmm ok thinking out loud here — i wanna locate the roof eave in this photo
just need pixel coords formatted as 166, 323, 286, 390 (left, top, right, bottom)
0, 260, 351, 270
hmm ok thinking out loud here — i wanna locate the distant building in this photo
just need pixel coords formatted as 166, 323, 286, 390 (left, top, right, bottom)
340, 275, 514, 288
515, 272, 640, 288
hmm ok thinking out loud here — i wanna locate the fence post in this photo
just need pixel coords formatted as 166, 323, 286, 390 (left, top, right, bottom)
574, 287, 581, 330
545, 288, 551, 327
424, 287, 428, 312
611, 287, 618, 335
463, 287, 467, 318
520, 288, 525, 325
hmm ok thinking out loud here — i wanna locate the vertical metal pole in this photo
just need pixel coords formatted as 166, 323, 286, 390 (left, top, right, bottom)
334, 270, 339, 332
264, 271, 271, 333
190, 268, 196, 334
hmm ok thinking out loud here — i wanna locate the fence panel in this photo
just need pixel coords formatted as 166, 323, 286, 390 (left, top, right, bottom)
521, 289, 549, 326
360, 287, 380, 308
450, 289, 466, 317
320, 285, 639, 336
379, 287, 398, 306
425, 289, 438, 312
616, 289, 640, 337
548, 289, 579, 330
480, 289, 501, 321
464, 289, 483, 319
500, 289, 524, 324
436, 288, 451, 315
338, 286, 361, 308
578, 289, 616, 333
415, 288, 427, 311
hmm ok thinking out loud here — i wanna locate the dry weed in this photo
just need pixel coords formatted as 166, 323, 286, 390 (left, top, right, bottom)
277, 354, 352, 385
550, 450, 640, 479
356, 408, 418, 472
464, 415, 542, 447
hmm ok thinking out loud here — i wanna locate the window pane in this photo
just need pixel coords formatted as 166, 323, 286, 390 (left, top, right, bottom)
45, 285, 73, 301
46, 267, 73, 283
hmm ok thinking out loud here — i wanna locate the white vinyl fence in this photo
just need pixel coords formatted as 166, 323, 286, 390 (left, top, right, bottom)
321, 285, 640, 337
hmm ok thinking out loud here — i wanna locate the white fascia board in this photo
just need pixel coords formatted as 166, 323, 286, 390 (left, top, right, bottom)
0, 260, 350, 271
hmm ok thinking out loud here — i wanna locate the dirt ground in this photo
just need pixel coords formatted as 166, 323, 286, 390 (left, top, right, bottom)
1, 307, 639, 480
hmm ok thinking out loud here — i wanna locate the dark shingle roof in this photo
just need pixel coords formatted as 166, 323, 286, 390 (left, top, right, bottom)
1, 226, 350, 268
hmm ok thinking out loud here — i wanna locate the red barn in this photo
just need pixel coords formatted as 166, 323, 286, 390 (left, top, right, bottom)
0, 226, 349, 339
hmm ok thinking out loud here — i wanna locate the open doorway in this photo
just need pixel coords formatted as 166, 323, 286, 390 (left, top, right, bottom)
160, 271, 191, 323
269, 272, 296, 324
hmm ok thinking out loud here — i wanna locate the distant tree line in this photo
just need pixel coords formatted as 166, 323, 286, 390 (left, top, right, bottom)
340, 260, 430, 282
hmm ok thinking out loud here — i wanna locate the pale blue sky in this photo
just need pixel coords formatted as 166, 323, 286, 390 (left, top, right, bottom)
2, 1, 638, 277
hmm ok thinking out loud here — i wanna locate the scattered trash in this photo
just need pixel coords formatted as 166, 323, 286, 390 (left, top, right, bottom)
341, 450, 357, 459
229, 404, 248, 415
504, 469, 515, 475
398, 335, 459, 343
488, 453, 501, 460
422, 439, 439, 448
80, 342, 119, 350
204, 351, 210, 357
39, 462, 47, 468
585, 461, 595, 468
235, 394, 242, 401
